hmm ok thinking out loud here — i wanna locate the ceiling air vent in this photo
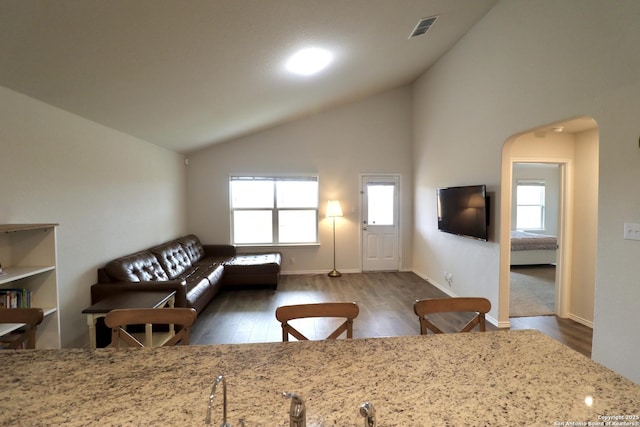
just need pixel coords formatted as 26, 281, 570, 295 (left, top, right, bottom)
409, 15, 438, 39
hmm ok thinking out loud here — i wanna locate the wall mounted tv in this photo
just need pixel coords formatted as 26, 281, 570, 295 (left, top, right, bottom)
436, 185, 489, 241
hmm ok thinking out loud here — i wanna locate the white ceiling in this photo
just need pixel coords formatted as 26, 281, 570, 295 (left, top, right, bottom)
0, 1, 497, 153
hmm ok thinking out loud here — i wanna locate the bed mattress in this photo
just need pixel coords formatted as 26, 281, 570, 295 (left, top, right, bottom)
510, 230, 558, 251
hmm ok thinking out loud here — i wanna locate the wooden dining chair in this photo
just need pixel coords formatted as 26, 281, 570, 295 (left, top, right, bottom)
413, 297, 491, 334
275, 302, 359, 341
0, 308, 44, 349
105, 308, 197, 348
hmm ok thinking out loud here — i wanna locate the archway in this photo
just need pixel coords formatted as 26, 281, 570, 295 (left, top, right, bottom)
499, 116, 598, 329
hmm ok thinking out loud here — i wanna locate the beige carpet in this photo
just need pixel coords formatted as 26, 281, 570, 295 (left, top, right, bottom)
509, 265, 556, 317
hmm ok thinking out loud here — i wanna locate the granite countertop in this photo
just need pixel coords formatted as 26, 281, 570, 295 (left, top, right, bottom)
1, 330, 639, 426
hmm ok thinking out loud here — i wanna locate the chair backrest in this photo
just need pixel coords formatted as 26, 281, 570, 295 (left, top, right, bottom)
413, 297, 491, 334
105, 308, 197, 348
275, 302, 359, 341
0, 308, 44, 349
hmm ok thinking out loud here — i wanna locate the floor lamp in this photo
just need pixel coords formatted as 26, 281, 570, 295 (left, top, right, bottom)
326, 200, 343, 277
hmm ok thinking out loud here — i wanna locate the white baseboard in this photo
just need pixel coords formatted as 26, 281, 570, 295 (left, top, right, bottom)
568, 313, 594, 329
411, 270, 457, 297
282, 268, 415, 276
280, 268, 361, 276
494, 318, 511, 329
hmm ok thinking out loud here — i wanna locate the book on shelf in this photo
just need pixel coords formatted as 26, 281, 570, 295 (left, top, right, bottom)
0, 288, 32, 308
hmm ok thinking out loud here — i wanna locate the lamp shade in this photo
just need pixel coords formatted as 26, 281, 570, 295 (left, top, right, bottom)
326, 200, 343, 218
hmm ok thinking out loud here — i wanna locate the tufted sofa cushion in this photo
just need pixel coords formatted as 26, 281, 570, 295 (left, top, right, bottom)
104, 250, 169, 282
177, 234, 205, 263
149, 241, 193, 280
177, 234, 236, 266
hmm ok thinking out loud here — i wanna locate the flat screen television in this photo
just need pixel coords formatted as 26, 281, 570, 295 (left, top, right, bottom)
436, 185, 489, 241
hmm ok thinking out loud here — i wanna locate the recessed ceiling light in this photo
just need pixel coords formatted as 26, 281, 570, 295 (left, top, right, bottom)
285, 48, 333, 76
552, 126, 565, 133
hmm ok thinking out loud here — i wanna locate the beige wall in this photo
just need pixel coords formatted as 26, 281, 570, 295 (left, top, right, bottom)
412, 0, 640, 383
572, 129, 598, 325
0, 86, 187, 347
186, 86, 414, 274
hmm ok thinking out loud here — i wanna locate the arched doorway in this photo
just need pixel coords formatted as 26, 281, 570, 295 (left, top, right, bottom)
499, 116, 598, 329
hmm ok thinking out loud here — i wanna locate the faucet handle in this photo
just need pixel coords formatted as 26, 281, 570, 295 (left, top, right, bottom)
206, 375, 232, 427
359, 401, 376, 427
282, 392, 306, 427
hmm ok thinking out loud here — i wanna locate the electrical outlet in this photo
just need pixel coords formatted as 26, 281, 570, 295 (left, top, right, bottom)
444, 272, 453, 286
623, 223, 640, 241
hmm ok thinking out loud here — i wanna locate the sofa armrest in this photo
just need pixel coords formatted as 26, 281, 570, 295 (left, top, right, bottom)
202, 244, 236, 258
90, 281, 188, 308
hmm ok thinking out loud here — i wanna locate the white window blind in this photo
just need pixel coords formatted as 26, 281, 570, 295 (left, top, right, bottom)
516, 180, 545, 230
230, 176, 319, 245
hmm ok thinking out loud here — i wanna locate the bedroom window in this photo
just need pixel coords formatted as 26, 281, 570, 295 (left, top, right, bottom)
516, 181, 545, 230
230, 176, 319, 245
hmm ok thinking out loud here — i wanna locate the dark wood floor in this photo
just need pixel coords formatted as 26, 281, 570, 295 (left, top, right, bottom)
191, 272, 593, 357
509, 315, 592, 357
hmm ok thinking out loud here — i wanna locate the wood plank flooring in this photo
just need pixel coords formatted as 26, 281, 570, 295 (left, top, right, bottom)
191, 272, 593, 357
509, 315, 593, 357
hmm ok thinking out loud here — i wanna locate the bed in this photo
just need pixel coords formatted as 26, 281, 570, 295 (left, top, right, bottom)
510, 230, 558, 266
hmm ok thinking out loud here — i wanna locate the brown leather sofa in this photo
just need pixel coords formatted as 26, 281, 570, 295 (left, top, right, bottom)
91, 234, 282, 314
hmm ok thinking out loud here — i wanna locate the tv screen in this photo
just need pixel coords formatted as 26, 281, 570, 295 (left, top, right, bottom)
437, 185, 489, 241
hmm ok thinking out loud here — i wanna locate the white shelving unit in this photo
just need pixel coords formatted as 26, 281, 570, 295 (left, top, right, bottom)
0, 224, 61, 349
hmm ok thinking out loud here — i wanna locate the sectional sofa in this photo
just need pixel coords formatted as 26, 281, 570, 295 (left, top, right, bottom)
91, 234, 282, 314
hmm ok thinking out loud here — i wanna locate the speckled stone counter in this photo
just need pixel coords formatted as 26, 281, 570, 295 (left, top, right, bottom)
1, 330, 639, 426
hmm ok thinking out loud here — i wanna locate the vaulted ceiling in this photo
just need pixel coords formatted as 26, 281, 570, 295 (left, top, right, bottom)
0, 1, 497, 153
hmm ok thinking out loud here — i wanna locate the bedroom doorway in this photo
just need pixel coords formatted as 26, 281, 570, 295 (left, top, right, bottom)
509, 163, 561, 318
499, 116, 598, 329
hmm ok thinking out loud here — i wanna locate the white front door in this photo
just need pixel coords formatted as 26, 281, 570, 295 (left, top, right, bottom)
361, 175, 400, 271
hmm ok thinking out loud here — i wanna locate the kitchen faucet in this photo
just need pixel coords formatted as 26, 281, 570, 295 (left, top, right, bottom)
282, 392, 306, 427
359, 401, 376, 427
206, 375, 231, 426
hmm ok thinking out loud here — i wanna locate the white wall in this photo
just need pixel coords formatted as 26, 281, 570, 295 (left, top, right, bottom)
0, 86, 187, 347
186, 86, 413, 274
412, 0, 640, 383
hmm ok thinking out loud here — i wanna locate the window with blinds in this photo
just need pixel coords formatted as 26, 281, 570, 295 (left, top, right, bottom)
516, 180, 545, 230
229, 176, 319, 245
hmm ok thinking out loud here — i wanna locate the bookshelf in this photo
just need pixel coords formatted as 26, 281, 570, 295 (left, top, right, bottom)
0, 224, 61, 348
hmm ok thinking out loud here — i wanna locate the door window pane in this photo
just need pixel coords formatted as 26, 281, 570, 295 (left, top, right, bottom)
367, 184, 394, 225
